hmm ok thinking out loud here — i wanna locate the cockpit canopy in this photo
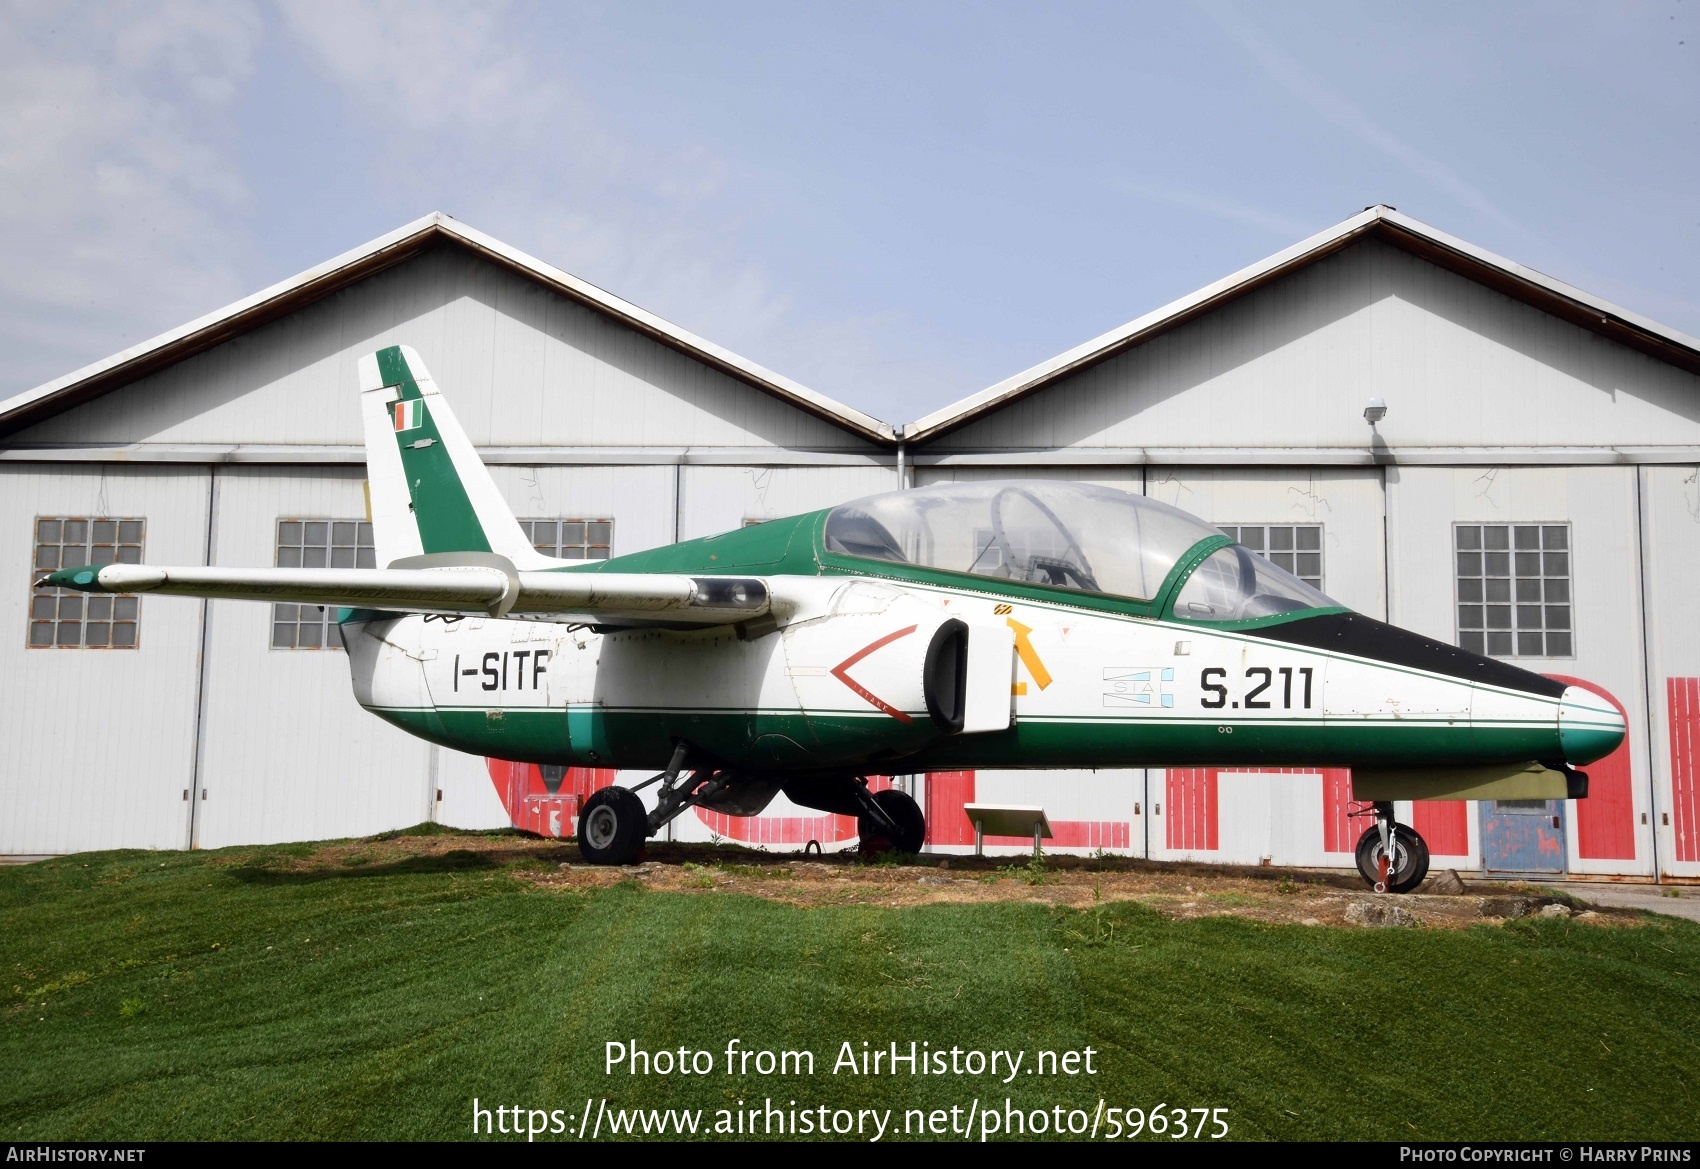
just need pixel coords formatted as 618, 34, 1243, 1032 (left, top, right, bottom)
823, 480, 1339, 623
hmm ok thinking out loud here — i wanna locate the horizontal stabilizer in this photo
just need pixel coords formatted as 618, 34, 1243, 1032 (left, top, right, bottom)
38, 563, 770, 626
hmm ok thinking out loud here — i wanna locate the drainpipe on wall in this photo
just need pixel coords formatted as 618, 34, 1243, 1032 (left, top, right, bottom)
186, 466, 220, 850
671, 462, 683, 544
1634, 468, 1663, 884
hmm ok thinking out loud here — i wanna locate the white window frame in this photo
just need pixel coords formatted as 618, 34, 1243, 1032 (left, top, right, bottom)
519, 518, 613, 561
1453, 522, 1574, 659
1217, 523, 1325, 592
29, 516, 145, 649
271, 518, 375, 651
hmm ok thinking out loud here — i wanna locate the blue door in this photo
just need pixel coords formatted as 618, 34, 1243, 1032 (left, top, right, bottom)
1481, 800, 1566, 873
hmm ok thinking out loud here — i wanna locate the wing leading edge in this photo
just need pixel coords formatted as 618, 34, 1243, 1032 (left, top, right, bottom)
37, 563, 770, 626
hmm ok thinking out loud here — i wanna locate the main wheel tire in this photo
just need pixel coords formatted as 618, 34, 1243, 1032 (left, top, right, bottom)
577, 786, 648, 865
1354, 823, 1430, 894
858, 788, 926, 855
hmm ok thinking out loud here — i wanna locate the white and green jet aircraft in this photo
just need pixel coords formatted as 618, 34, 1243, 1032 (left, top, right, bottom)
41, 345, 1626, 890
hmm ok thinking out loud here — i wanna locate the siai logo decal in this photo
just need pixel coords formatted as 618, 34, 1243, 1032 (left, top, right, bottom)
392, 399, 424, 432
1104, 666, 1175, 709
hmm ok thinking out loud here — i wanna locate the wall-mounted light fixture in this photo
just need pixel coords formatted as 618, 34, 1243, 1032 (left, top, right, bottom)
1363, 397, 1387, 425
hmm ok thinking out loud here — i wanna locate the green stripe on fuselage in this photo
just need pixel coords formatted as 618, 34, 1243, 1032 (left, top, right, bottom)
363, 703, 1563, 773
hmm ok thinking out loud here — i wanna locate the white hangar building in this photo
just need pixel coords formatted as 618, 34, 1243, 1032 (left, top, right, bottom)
3, 205, 1698, 883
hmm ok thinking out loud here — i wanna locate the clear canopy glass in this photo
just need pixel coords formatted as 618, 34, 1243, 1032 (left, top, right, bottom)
824, 480, 1228, 602
1168, 543, 1338, 621
823, 479, 1341, 620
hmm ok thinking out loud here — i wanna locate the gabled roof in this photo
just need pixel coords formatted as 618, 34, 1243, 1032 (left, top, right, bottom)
0, 212, 894, 445
904, 205, 1700, 443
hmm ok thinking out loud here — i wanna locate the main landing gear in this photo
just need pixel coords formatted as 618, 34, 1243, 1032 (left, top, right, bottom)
578, 786, 648, 865
1353, 801, 1430, 894
857, 789, 926, 855
573, 742, 928, 865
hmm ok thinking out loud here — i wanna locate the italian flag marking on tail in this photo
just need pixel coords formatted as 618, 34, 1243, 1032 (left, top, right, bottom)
393, 399, 424, 432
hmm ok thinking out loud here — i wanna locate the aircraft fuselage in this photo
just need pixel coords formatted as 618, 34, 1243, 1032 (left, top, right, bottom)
344, 573, 1618, 778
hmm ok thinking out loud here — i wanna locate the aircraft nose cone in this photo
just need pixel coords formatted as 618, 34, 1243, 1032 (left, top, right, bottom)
1559, 685, 1625, 766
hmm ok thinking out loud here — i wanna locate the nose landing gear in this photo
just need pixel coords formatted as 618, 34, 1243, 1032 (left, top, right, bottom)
1353, 801, 1430, 893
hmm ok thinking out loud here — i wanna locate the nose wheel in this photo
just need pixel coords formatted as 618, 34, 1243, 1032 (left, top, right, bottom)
1354, 802, 1430, 894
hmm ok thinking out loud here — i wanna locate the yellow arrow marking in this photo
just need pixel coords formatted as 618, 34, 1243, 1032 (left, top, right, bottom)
1006, 617, 1053, 690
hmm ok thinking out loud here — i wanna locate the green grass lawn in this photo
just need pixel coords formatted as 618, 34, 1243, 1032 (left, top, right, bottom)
2, 830, 1696, 1142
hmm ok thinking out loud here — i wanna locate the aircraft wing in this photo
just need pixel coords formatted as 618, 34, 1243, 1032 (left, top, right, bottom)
36, 563, 771, 626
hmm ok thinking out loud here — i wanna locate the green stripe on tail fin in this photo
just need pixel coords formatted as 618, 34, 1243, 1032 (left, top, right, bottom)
375, 346, 491, 555
358, 345, 547, 568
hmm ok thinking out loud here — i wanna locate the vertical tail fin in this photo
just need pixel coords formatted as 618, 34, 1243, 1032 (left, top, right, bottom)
357, 345, 546, 569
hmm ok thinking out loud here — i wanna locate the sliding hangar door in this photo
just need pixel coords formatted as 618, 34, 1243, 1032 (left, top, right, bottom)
1639, 466, 1700, 880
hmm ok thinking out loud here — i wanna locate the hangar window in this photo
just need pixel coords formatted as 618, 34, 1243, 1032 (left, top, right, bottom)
1217, 525, 1325, 591
521, 518, 612, 560
272, 519, 375, 650
29, 517, 145, 648
1455, 524, 1572, 658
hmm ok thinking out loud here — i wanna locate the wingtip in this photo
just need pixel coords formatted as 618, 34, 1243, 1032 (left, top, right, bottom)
36, 566, 101, 591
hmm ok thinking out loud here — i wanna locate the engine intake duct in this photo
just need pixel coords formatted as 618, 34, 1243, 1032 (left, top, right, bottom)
923, 619, 968, 733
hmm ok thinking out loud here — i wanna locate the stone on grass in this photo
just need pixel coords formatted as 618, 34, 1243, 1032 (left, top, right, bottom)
1479, 896, 1537, 920
1426, 870, 1466, 895
1345, 901, 1421, 928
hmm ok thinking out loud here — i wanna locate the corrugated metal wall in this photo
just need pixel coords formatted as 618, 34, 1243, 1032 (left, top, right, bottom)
0, 466, 210, 854
927, 239, 1700, 456
1387, 465, 1654, 876
11, 245, 866, 453
194, 467, 435, 848
1638, 466, 1700, 877
679, 466, 896, 540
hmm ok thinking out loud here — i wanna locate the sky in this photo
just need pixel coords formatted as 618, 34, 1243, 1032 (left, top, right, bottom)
2, 0, 1696, 425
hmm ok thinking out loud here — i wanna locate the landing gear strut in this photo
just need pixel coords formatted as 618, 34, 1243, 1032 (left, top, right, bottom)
573, 745, 930, 865
788, 774, 926, 856
576, 741, 696, 866
578, 744, 938, 863
1353, 801, 1430, 894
